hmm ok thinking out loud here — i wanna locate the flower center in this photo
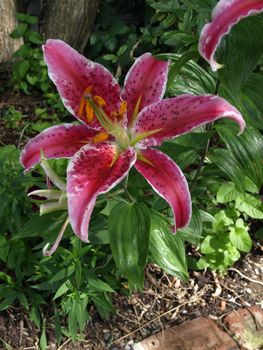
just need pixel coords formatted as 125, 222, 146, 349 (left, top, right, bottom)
78, 86, 131, 149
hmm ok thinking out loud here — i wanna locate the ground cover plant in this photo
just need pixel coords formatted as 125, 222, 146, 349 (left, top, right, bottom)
0, 0, 263, 348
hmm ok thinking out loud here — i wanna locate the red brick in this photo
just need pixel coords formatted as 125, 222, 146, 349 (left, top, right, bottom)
134, 317, 238, 350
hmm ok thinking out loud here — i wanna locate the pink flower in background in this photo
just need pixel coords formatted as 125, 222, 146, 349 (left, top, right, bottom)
20, 39, 245, 243
199, 0, 263, 71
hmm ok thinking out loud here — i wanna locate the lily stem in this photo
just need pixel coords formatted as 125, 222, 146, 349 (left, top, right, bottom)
190, 123, 213, 192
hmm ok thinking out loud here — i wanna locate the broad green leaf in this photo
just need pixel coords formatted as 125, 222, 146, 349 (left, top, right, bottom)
200, 233, 229, 255
109, 202, 150, 292
217, 182, 241, 204
159, 53, 215, 95
216, 125, 263, 191
241, 73, 263, 130
149, 210, 188, 281
236, 194, 263, 219
217, 15, 263, 99
229, 219, 252, 252
212, 210, 233, 232
178, 206, 202, 245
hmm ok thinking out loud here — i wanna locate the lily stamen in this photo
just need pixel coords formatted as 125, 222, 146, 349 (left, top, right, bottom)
43, 218, 70, 256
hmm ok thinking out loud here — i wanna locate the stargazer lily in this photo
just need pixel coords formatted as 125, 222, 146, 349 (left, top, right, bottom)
199, 0, 263, 71
20, 39, 245, 244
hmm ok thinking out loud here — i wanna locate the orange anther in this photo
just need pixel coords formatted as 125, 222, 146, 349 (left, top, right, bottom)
85, 102, 94, 123
92, 132, 109, 144
119, 100, 127, 116
78, 97, 86, 117
94, 95, 106, 107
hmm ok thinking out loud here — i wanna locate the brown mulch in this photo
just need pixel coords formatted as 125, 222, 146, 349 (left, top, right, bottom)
0, 247, 262, 350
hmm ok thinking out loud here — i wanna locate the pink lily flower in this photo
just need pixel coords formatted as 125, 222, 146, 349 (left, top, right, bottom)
20, 39, 245, 243
199, 0, 263, 71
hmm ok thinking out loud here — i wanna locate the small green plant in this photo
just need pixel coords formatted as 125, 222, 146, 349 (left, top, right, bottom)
10, 13, 50, 93
3, 106, 23, 129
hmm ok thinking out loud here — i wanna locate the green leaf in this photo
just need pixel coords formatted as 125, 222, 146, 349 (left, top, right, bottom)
161, 53, 215, 95
240, 73, 263, 130
216, 125, 263, 191
86, 272, 114, 293
178, 206, 202, 245
90, 294, 115, 319
229, 219, 252, 252
68, 301, 77, 341
18, 60, 30, 78
49, 265, 75, 283
236, 194, 263, 219
26, 31, 43, 44
10, 23, 28, 38
53, 281, 70, 300
149, 210, 188, 281
0, 236, 9, 262
30, 304, 41, 329
217, 182, 241, 204
117, 44, 127, 56
217, 15, 263, 99
27, 74, 39, 86
109, 202, 150, 292
40, 321, 47, 350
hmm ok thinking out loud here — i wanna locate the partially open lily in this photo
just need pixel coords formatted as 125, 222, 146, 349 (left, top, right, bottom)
20, 39, 245, 244
199, 0, 263, 71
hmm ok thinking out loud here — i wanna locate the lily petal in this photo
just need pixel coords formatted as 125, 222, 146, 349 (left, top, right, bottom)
199, 0, 263, 71
134, 94, 245, 147
43, 39, 121, 129
135, 148, 191, 229
67, 143, 136, 242
122, 53, 169, 125
20, 124, 97, 170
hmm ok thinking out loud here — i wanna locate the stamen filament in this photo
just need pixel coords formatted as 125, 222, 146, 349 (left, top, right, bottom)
130, 95, 142, 126
40, 151, 67, 191
130, 128, 163, 147
43, 218, 69, 256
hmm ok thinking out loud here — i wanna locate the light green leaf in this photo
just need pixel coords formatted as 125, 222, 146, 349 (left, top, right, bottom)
236, 194, 263, 219
229, 219, 252, 252
217, 182, 241, 204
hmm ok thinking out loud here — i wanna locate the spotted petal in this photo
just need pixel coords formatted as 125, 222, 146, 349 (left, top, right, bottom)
199, 0, 263, 71
134, 94, 245, 147
122, 53, 169, 126
20, 124, 97, 170
135, 148, 191, 229
67, 143, 136, 242
43, 39, 121, 129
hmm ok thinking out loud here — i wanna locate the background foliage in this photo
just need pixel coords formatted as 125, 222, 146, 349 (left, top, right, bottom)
1, 0, 263, 346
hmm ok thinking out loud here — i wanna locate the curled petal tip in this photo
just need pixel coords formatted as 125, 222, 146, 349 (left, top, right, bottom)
199, 0, 263, 70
